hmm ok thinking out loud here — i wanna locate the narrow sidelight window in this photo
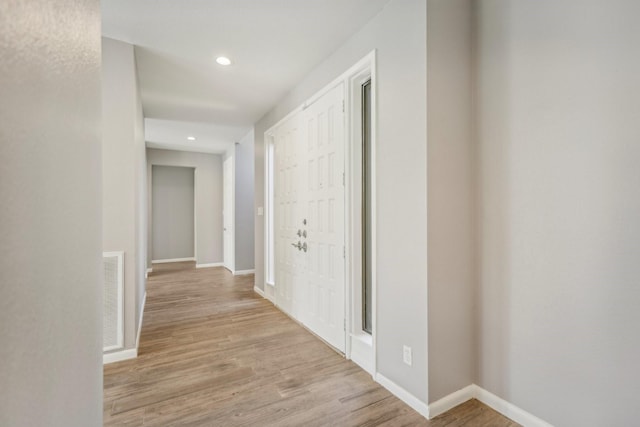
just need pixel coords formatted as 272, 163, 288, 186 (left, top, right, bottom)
362, 79, 373, 334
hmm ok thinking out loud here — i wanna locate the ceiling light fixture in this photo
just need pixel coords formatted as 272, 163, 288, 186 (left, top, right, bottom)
187, 136, 196, 141
216, 56, 232, 66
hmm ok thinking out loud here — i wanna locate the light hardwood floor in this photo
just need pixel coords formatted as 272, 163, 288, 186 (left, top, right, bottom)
104, 262, 519, 426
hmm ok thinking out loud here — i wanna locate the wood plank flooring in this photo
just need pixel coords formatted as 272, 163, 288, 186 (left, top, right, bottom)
104, 262, 519, 426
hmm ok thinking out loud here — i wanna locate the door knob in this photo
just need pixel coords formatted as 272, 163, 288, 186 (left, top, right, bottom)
291, 241, 302, 250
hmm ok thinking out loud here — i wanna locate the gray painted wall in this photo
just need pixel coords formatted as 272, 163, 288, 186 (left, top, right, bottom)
427, 0, 475, 403
152, 166, 195, 260
235, 130, 255, 271
254, 0, 428, 403
102, 37, 147, 351
475, 1, 640, 425
147, 149, 223, 266
0, 0, 103, 425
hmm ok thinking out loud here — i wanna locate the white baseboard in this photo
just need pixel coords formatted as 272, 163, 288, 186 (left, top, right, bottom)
375, 373, 429, 419
103, 348, 137, 364
473, 385, 553, 427
136, 291, 146, 350
349, 334, 374, 375
264, 282, 276, 302
253, 286, 266, 298
428, 385, 475, 418
195, 262, 224, 269
152, 257, 195, 264
234, 269, 255, 276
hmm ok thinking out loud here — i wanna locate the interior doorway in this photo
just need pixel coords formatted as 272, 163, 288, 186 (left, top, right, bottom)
151, 165, 196, 263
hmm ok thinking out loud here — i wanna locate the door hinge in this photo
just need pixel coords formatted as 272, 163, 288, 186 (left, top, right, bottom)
344, 318, 346, 331
342, 172, 345, 186
342, 100, 345, 113
343, 246, 346, 259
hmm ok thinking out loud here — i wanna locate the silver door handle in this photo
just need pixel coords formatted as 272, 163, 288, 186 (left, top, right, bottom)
291, 241, 301, 250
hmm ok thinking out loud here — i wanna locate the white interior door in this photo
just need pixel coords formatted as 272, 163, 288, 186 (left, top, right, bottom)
223, 156, 234, 271
274, 115, 305, 318
301, 84, 346, 351
273, 84, 346, 352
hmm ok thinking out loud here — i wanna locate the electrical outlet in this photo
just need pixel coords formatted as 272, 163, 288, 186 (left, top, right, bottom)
403, 345, 412, 366
257, 207, 264, 216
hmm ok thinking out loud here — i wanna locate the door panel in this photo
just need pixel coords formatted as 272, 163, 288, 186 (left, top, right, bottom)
273, 83, 345, 352
302, 84, 345, 351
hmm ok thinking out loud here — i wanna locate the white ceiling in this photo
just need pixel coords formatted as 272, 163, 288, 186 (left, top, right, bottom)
102, 0, 390, 153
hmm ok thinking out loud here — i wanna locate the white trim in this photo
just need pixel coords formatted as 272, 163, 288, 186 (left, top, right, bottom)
349, 333, 374, 375
428, 385, 475, 419
223, 150, 236, 272
375, 373, 429, 419
233, 269, 255, 276
103, 348, 137, 365
264, 282, 276, 303
344, 51, 378, 375
253, 286, 266, 298
193, 167, 198, 264
152, 257, 195, 264
146, 267, 153, 273
473, 385, 553, 427
195, 262, 224, 269
135, 291, 147, 350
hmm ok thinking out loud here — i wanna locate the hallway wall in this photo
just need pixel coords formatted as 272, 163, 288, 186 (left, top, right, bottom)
426, 0, 475, 403
0, 0, 103, 425
235, 130, 255, 271
102, 37, 147, 352
475, 1, 640, 425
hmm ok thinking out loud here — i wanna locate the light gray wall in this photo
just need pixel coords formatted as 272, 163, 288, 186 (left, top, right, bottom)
235, 130, 255, 271
0, 0, 103, 425
147, 149, 223, 266
254, 0, 428, 402
475, 1, 640, 425
427, 0, 475, 403
151, 166, 195, 260
102, 37, 146, 351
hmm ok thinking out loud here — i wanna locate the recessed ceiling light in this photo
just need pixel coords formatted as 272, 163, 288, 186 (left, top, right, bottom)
187, 136, 196, 141
216, 56, 231, 66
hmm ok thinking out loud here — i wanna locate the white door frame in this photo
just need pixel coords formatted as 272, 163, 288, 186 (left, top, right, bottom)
223, 151, 235, 272
264, 51, 378, 376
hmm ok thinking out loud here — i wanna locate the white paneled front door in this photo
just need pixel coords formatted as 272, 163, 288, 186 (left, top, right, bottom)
301, 84, 346, 351
274, 83, 346, 352
274, 114, 304, 318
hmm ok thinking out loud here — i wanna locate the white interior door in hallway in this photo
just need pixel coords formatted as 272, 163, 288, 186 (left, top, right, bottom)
274, 83, 346, 352
223, 156, 234, 271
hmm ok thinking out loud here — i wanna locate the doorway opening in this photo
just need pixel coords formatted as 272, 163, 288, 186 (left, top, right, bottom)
150, 165, 196, 264
264, 52, 377, 374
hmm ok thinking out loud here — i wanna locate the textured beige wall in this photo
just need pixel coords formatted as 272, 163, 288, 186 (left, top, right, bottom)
0, 0, 103, 425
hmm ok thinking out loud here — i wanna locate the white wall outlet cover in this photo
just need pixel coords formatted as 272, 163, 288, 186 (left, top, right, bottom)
257, 207, 264, 216
403, 345, 412, 366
